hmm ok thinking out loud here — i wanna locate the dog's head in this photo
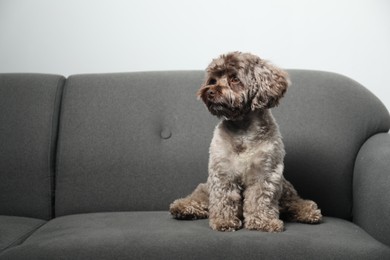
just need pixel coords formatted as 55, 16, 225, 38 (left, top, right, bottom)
197, 52, 290, 120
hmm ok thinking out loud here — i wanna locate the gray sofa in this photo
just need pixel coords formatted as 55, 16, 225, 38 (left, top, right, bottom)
0, 70, 389, 259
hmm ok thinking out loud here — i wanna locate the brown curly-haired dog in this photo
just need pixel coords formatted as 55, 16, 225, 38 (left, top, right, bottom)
170, 52, 322, 232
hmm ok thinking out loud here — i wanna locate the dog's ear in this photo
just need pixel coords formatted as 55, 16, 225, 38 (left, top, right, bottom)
250, 59, 290, 109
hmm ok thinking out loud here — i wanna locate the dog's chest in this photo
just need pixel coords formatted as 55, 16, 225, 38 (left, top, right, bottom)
210, 131, 273, 178
232, 140, 246, 154
230, 138, 263, 171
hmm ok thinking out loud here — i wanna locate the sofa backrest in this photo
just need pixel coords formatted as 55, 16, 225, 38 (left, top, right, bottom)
273, 70, 390, 219
54, 70, 390, 219
0, 74, 65, 220
55, 71, 218, 216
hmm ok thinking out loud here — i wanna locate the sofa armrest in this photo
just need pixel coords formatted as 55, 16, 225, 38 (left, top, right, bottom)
353, 133, 390, 246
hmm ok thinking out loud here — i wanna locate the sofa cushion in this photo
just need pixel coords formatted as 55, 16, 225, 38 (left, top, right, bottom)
55, 71, 218, 216
273, 70, 390, 219
0, 74, 65, 220
0, 212, 389, 259
0, 216, 46, 252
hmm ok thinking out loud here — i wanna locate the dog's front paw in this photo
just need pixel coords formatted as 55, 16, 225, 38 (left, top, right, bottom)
209, 217, 242, 232
244, 217, 284, 232
169, 198, 208, 220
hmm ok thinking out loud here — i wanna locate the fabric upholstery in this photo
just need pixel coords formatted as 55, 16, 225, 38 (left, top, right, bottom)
1, 212, 388, 260
0, 216, 46, 252
55, 71, 218, 216
56, 70, 390, 219
353, 133, 390, 246
272, 70, 390, 219
0, 74, 65, 220
1, 70, 389, 259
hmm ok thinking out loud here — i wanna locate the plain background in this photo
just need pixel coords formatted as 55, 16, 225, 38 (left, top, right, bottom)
1, 0, 389, 111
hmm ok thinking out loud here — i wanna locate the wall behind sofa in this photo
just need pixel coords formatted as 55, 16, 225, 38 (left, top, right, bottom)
0, 0, 389, 112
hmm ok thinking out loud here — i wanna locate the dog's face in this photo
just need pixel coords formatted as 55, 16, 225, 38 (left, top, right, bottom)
197, 52, 289, 120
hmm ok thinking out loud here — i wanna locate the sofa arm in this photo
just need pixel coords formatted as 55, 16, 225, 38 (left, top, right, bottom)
353, 133, 390, 246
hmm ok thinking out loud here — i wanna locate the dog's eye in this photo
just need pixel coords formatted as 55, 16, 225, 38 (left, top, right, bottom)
230, 77, 240, 84
208, 78, 217, 85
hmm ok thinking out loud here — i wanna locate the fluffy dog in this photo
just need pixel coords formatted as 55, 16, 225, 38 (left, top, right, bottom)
170, 52, 322, 232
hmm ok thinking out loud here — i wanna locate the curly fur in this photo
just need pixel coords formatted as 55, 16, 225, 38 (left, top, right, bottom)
170, 52, 322, 232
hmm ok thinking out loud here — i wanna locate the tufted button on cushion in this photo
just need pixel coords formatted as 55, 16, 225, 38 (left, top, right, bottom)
160, 127, 172, 139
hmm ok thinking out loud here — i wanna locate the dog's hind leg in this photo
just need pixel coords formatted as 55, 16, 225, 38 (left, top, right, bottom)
169, 183, 209, 220
279, 177, 323, 224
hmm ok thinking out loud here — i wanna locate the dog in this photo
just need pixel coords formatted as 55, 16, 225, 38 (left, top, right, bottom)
169, 52, 322, 232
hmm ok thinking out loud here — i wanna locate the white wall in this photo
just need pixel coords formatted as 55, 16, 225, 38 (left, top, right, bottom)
1, 0, 389, 111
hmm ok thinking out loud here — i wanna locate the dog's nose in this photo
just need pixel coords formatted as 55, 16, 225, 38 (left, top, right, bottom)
206, 89, 215, 99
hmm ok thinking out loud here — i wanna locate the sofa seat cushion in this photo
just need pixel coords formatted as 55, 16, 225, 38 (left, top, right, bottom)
0, 215, 46, 252
1, 212, 388, 260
